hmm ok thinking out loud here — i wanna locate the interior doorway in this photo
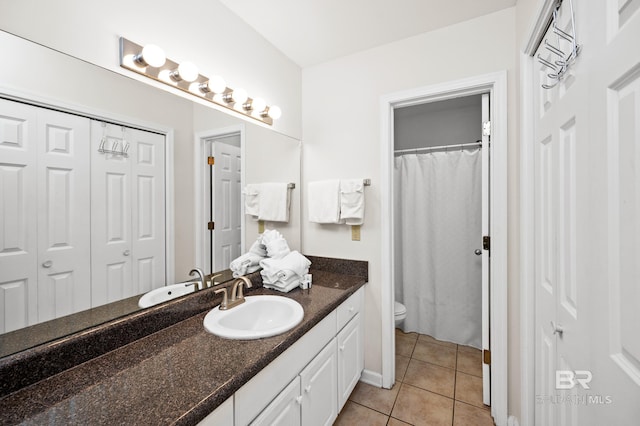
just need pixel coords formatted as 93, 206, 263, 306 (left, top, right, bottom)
195, 125, 245, 275
380, 72, 508, 425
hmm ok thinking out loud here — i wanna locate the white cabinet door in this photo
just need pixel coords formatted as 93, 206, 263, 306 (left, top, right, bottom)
0, 99, 38, 333
91, 121, 165, 306
300, 339, 338, 426
251, 377, 301, 426
36, 109, 91, 322
337, 314, 363, 410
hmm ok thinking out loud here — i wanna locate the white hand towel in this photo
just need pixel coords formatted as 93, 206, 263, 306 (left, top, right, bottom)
243, 184, 261, 217
308, 180, 341, 224
339, 179, 365, 225
248, 237, 267, 257
258, 182, 290, 222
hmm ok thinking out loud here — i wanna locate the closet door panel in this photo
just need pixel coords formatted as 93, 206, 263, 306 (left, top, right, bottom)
91, 122, 132, 306
130, 128, 165, 294
0, 99, 37, 332
36, 109, 91, 321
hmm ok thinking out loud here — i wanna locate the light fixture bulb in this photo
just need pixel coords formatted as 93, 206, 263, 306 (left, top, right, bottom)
199, 75, 226, 94
250, 97, 267, 113
134, 44, 166, 68
267, 105, 282, 120
231, 88, 248, 105
177, 61, 199, 82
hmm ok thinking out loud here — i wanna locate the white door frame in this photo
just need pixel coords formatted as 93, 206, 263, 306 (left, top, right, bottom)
380, 71, 508, 425
194, 124, 246, 271
519, 2, 562, 425
0, 88, 175, 286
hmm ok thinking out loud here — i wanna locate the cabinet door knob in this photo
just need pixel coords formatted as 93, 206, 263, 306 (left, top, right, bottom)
340, 345, 345, 351
305, 385, 311, 393
296, 396, 303, 405
123, 250, 130, 256
42, 260, 53, 268
349, 306, 355, 312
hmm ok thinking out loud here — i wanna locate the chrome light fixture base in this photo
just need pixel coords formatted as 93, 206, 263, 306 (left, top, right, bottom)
119, 37, 275, 126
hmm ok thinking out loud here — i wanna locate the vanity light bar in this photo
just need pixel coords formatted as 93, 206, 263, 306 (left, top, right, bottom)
119, 37, 280, 126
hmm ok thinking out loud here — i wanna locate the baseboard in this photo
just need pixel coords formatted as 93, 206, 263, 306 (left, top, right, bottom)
359, 369, 383, 387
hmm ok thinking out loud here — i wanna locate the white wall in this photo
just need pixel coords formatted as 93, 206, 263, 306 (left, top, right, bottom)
301, 5, 518, 413
394, 96, 482, 150
0, 0, 301, 139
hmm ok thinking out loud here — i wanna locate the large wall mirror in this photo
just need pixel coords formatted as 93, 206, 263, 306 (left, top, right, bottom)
0, 31, 301, 357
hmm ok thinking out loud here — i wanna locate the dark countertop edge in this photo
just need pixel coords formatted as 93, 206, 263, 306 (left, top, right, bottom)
175, 279, 366, 425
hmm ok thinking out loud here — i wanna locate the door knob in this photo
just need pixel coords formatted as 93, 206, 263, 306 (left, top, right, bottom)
474, 249, 482, 256
550, 320, 564, 336
123, 250, 130, 256
42, 260, 53, 268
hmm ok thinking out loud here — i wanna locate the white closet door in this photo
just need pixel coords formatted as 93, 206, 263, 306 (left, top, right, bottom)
91, 121, 165, 306
36, 109, 91, 322
91, 122, 133, 305
0, 99, 38, 333
129, 127, 165, 295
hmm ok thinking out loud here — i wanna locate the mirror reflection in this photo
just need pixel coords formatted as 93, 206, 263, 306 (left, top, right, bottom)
0, 31, 301, 356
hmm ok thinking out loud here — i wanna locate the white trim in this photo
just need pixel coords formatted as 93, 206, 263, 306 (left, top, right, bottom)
519, 52, 536, 426
380, 71, 508, 425
194, 124, 246, 271
0, 86, 176, 285
359, 369, 383, 388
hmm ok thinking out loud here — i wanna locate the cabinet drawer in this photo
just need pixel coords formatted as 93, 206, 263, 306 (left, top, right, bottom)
336, 287, 363, 332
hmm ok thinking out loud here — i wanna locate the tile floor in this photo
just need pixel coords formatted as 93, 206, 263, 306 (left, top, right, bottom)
334, 329, 494, 426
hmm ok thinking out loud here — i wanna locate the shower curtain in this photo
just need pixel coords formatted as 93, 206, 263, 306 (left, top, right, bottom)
394, 149, 482, 348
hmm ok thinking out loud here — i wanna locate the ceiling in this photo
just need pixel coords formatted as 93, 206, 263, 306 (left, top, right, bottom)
219, 0, 517, 68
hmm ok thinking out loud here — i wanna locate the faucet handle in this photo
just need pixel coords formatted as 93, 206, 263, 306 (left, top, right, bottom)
214, 288, 228, 309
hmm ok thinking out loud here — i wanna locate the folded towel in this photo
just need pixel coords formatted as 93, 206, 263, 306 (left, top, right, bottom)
243, 184, 261, 217
262, 275, 303, 293
230, 252, 264, 276
248, 237, 267, 257
339, 179, 365, 225
259, 251, 311, 279
233, 264, 261, 278
258, 182, 290, 222
261, 229, 290, 258
308, 180, 341, 224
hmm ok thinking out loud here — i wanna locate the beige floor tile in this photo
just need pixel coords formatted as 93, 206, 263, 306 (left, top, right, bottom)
412, 341, 457, 369
455, 371, 486, 409
396, 334, 417, 358
457, 344, 482, 354
396, 355, 410, 383
335, 401, 389, 426
388, 417, 412, 426
391, 383, 454, 426
417, 334, 457, 349
453, 401, 494, 426
403, 358, 455, 398
396, 328, 419, 341
456, 348, 483, 377
349, 381, 400, 415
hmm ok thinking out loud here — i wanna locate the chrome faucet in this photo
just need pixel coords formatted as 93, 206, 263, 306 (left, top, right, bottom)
215, 276, 252, 310
189, 268, 205, 291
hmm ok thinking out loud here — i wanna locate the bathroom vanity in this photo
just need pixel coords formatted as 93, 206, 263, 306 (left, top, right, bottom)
0, 257, 367, 425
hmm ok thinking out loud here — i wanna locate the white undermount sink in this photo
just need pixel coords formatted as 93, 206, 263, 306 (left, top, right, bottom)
203, 295, 304, 340
138, 282, 196, 308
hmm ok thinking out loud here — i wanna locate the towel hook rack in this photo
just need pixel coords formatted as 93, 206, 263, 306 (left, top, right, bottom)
537, 0, 581, 90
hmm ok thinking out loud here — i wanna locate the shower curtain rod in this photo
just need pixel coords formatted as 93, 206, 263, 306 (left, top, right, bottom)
394, 140, 481, 155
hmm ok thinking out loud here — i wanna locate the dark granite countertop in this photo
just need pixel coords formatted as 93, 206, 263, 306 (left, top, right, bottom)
0, 266, 366, 426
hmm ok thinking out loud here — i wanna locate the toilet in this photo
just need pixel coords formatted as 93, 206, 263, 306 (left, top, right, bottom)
394, 301, 407, 327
